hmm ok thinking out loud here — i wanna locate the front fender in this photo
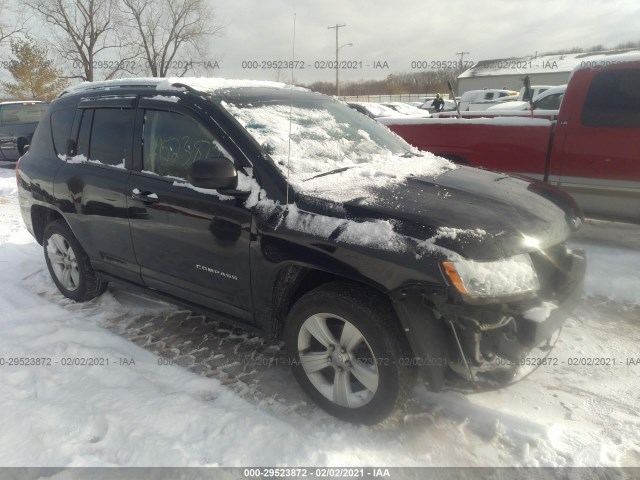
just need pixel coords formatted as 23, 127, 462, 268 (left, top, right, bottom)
390, 284, 450, 391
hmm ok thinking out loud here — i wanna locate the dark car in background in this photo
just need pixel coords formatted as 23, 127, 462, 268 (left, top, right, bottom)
0, 101, 48, 162
17, 78, 585, 424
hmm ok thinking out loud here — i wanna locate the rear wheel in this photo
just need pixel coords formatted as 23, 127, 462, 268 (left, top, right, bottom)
284, 282, 416, 424
43, 220, 107, 301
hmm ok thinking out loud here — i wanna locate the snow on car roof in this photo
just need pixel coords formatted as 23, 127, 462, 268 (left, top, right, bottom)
0, 100, 47, 105
62, 77, 308, 96
61, 77, 165, 94
158, 77, 309, 94
459, 49, 640, 78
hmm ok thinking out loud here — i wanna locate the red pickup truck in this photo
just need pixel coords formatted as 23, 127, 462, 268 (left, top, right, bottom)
381, 59, 640, 223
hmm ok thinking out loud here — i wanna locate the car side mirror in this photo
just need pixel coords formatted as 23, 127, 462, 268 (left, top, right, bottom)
188, 157, 238, 190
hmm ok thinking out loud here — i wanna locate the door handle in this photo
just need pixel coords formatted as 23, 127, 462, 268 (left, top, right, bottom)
131, 188, 159, 203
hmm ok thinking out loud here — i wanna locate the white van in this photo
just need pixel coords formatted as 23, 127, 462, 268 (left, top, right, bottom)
486, 85, 556, 111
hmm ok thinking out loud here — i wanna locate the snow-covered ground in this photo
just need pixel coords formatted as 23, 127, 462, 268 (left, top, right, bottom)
0, 164, 639, 468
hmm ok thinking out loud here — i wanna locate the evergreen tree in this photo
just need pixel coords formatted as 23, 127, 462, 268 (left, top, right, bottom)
2, 37, 68, 101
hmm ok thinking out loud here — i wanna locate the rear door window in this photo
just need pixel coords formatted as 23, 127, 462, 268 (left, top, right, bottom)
75, 108, 134, 166
582, 69, 640, 127
75, 110, 93, 159
50, 108, 76, 156
89, 109, 134, 166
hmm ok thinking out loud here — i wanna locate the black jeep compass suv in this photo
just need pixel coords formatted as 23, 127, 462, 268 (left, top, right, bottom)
16, 78, 585, 424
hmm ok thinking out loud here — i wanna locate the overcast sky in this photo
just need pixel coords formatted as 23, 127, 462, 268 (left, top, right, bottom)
3, 0, 639, 86
210, 0, 640, 84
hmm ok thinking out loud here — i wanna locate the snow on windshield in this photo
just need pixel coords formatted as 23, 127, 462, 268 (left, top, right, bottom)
222, 100, 454, 203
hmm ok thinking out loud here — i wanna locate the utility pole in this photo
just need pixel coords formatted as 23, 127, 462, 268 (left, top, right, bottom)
453, 51, 470, 97
455, 51, 470, 69
328, 23, 346, 96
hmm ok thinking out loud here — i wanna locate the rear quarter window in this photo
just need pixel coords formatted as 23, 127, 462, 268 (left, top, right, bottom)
23, 110, 55, 157
582, 69, 640, 127
50, 108, 76, 156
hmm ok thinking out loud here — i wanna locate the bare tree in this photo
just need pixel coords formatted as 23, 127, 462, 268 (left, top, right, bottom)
0, 0, 26, 46
23, 0, 134, 81
121, 0, 224, 77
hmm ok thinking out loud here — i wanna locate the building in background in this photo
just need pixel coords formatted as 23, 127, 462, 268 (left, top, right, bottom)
457, 48, 640, 94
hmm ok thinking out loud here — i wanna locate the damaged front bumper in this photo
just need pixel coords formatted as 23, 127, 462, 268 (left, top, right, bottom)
391, 247, 586, 391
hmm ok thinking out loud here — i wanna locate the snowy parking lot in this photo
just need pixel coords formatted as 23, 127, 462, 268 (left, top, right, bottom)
0, 164, 639, 469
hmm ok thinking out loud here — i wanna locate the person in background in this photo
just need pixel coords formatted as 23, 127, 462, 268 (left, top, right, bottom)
432, 93, 444, 112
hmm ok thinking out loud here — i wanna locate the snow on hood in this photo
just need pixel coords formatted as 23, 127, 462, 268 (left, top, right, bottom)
222, 101, 455, 203
219, 95, 570, 262
283, 202, 487, 260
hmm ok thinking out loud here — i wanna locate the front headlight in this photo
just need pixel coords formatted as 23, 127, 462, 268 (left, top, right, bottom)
442, 254, 540, 300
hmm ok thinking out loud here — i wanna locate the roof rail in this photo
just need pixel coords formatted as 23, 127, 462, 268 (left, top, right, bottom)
59, 78, 166, 97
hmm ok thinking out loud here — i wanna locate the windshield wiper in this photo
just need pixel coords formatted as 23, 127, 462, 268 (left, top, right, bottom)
303, 166, 353, 182
303, 152, 415, 182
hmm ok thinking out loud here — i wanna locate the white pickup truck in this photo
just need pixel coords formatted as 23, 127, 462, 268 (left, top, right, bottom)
487, 85, 563, 111
458, 89, 517, 111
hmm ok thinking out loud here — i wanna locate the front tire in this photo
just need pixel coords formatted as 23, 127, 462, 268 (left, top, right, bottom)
43, 219, 107, 301
284, 282, 416, 424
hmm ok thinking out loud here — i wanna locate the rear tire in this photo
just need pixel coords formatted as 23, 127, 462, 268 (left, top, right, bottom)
284, 282, 416, 424
43, 219, 108, 301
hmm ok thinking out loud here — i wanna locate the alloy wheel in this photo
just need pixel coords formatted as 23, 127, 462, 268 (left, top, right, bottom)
297, 313, 379, 408
46, 233, 80, 291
